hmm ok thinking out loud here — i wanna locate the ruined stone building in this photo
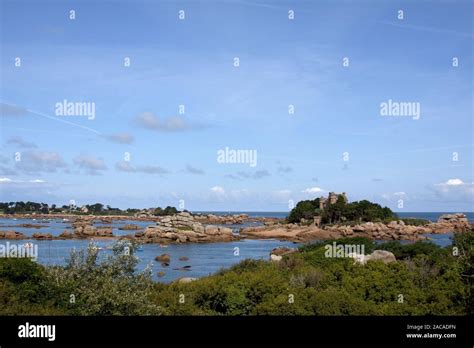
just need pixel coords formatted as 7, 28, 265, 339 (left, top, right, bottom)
313, 192, 348, 227
318, 192, 348, 210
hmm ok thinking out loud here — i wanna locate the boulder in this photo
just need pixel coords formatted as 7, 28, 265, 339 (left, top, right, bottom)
271, 247, 298, 257
119, 224, 140, 230
367, 250, 396, 264
59, 230, 73, 239
387, 221, 397, 227
205, 225, 219, 235
178, 277, 197, 283
32, 232, 53, 240
218, 226, 233, 235
96, 228, 113, 237
270, 254, 283, 262
155, 254, 171, 262
437, 213, 468, 223
0, 230, 26, 240
192, 223, 205, 233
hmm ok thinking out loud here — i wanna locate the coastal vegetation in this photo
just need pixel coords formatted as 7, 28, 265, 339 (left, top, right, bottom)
0, 232, 471, 315
0, 201, 180, 217
288, 197, 396, 225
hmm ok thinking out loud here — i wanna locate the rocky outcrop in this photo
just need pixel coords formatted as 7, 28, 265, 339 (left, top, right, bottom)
428, 213, 471, 233
136, 212, 236, 244
59, 230, 74, 239
118, 224, 141, 230
437, 213, 468, 223
326, 221, 430, 241
32, 232, 53, 240
155, 254, 171, 262
72, 217, 114, 238
242, 218, 468, 242
0, 230, 26, 240
18, 223, 48, 229
241, 224, 337, 242
194, 213, 249, 225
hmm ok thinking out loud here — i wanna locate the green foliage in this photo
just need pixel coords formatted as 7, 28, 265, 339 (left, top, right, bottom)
379, 240, 441, 259
153, 206, 178, 216
0, 201, 50, 214
47, 240, 161, 315
287, 197, 396, 224
84, 203, 104, 213
0, 201, 179, 217
0, 258, 64, 314
287, 198, 321, 223
330, 200, 395, 224
0, 235, 471, 316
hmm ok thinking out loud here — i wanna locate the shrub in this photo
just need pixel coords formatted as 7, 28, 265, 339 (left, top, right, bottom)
379, 240, 440, 259
47, 240, 160, 315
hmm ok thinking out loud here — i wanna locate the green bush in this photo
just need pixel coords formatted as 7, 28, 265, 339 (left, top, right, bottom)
379, 240, 441, 259
47, 240, 161, 315
287, 199, 321, 223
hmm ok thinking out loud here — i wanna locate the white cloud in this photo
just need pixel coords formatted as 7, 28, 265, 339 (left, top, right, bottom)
432, 178, 474, 201
6, 136, 37, 148
0, 177, 46, 184
210, 186, 225, 195
0, 103, 28, 117
185, 164, 205, 175
234, 170, 270, 180
436, 178, 464, 186
115, 161, 169, 175
105, 133, 134, 144
15, 150, 67, 173
302, 187, 324, 194
74, 155, 107, 175
135, 112, 203, 132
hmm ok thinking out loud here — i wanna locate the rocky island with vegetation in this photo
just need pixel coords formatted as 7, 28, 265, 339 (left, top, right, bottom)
0, 194, 471, 244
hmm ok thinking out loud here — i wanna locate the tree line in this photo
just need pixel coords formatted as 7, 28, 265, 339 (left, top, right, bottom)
0, 201, 179, 216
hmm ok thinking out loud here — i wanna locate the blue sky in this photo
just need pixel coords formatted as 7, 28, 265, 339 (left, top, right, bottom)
0, 0, 473, 212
